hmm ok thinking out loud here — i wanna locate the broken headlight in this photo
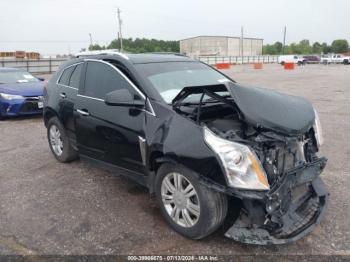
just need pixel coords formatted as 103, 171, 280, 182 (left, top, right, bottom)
203, 126, 270, 191
313, 109, 324, 148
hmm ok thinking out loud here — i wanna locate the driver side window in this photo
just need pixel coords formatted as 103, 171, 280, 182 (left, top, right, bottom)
83, 61, 134, 99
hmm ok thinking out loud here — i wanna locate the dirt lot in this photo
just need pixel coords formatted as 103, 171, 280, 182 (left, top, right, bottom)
0, 64, 349, 256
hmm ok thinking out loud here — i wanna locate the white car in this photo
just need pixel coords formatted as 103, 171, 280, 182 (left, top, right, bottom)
321, 54, 350, 65
278, 55, 306, 65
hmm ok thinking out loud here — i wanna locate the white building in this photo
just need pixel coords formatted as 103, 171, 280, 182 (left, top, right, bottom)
180, 36, 263, 57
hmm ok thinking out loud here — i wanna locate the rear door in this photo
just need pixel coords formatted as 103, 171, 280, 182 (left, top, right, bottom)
74, 60, 146, 174
56, 63, 83, 143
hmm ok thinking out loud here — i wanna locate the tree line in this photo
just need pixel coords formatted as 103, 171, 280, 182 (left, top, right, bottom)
88, 38, 179, 53
86, 38, 349, 55
263, 39, 349, 55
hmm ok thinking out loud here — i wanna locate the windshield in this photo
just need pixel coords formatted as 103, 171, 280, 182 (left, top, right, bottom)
0, 70, 39, 84
135, 62, 232, 103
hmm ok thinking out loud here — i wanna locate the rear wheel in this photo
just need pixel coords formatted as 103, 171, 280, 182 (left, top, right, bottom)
155, 163, 227, 239
343, 59, 349, 65
280, 61, 285, 66
47, 117, 78, 162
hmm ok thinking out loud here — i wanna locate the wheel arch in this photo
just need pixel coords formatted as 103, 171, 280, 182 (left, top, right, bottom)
43, 107, 60, 127
147, 151, 178, 194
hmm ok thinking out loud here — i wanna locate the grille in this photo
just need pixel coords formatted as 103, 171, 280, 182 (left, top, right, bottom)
24, 96, 43, 102
20, 101, 42, 113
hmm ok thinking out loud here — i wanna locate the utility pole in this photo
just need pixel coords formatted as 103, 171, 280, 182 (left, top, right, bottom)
117, 8, 123, 52
89, 33, 93, 48
241, 26, 244, 61
282, 26, 287, 54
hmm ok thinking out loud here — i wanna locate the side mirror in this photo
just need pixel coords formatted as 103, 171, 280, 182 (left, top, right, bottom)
105, 89, 144, 108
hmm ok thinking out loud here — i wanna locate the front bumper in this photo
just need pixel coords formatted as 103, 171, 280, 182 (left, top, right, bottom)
0, 97, 43, 116
225, 157, 328, 245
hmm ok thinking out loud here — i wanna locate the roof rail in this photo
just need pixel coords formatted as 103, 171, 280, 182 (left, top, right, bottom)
75, 49, 129, 60
146, 52, 188, 57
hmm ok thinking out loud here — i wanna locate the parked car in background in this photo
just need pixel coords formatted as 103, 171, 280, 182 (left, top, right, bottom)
44, 52, 328, 245
278, 55, 306, 65
0, 68, 45, 119
321, 54, 350, 64
303, 55, 320, 64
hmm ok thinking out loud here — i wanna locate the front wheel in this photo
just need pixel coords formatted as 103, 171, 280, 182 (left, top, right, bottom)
155, 163, 228, 239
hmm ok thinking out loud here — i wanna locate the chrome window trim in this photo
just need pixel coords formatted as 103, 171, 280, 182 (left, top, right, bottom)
77, 94, 156, 116
84, 59, 146, 100
66, 59, 156, 117
146, 98, 156, 116
57, 84, 78, 90
77, 94, 104, 102
56, 62, 83, 89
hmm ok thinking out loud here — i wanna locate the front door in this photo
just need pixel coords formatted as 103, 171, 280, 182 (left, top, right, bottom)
74, 60, 146, 174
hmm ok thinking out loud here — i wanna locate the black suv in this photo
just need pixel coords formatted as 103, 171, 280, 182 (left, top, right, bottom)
44, 52, 328, 245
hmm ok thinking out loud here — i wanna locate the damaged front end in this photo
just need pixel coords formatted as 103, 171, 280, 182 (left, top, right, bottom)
172, 83, 328, 245
226, 156, 328, 245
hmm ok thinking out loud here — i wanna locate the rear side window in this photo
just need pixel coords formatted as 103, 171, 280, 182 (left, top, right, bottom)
69, 63, 83, 89
58, 66, 75, 86
83, 61, 133, 99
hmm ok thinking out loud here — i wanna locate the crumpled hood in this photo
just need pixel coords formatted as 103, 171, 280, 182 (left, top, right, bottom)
226, 82, 315, 136
0, 82, 44, 97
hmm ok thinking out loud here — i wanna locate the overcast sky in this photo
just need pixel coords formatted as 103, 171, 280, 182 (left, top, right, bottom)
1, 0, 349, 55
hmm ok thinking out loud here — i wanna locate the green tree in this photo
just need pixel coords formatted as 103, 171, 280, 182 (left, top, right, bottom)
321, 42, 332, 54
88, 44, 105, 51
107, 38, 179, 53
312, 42, 322, 54
274, 42, 283, 53
331, 39, 349, 53
262, 42, 283, 55
298, 39, 312, 54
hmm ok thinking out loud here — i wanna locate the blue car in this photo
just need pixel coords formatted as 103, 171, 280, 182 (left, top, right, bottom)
0, 68, 45, 119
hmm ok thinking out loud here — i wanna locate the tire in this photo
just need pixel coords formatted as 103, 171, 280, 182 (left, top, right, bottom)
343, 59, 349, 65
297, 61, 302, 66
155, 162, 228, 239
47, 117, 78, 162
280, 61, 285, 66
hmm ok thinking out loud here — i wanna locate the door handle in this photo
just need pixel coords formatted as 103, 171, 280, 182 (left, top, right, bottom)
77, 109, 90, 116
60, 92, 67, 98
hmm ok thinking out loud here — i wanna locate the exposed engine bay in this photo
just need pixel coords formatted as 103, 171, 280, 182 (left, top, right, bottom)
172, 83, 328, 244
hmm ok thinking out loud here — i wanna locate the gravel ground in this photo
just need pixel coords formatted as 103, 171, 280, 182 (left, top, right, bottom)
0, 64, 349, 256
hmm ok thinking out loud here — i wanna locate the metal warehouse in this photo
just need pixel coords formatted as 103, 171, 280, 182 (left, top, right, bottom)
180, 36, 263, 57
